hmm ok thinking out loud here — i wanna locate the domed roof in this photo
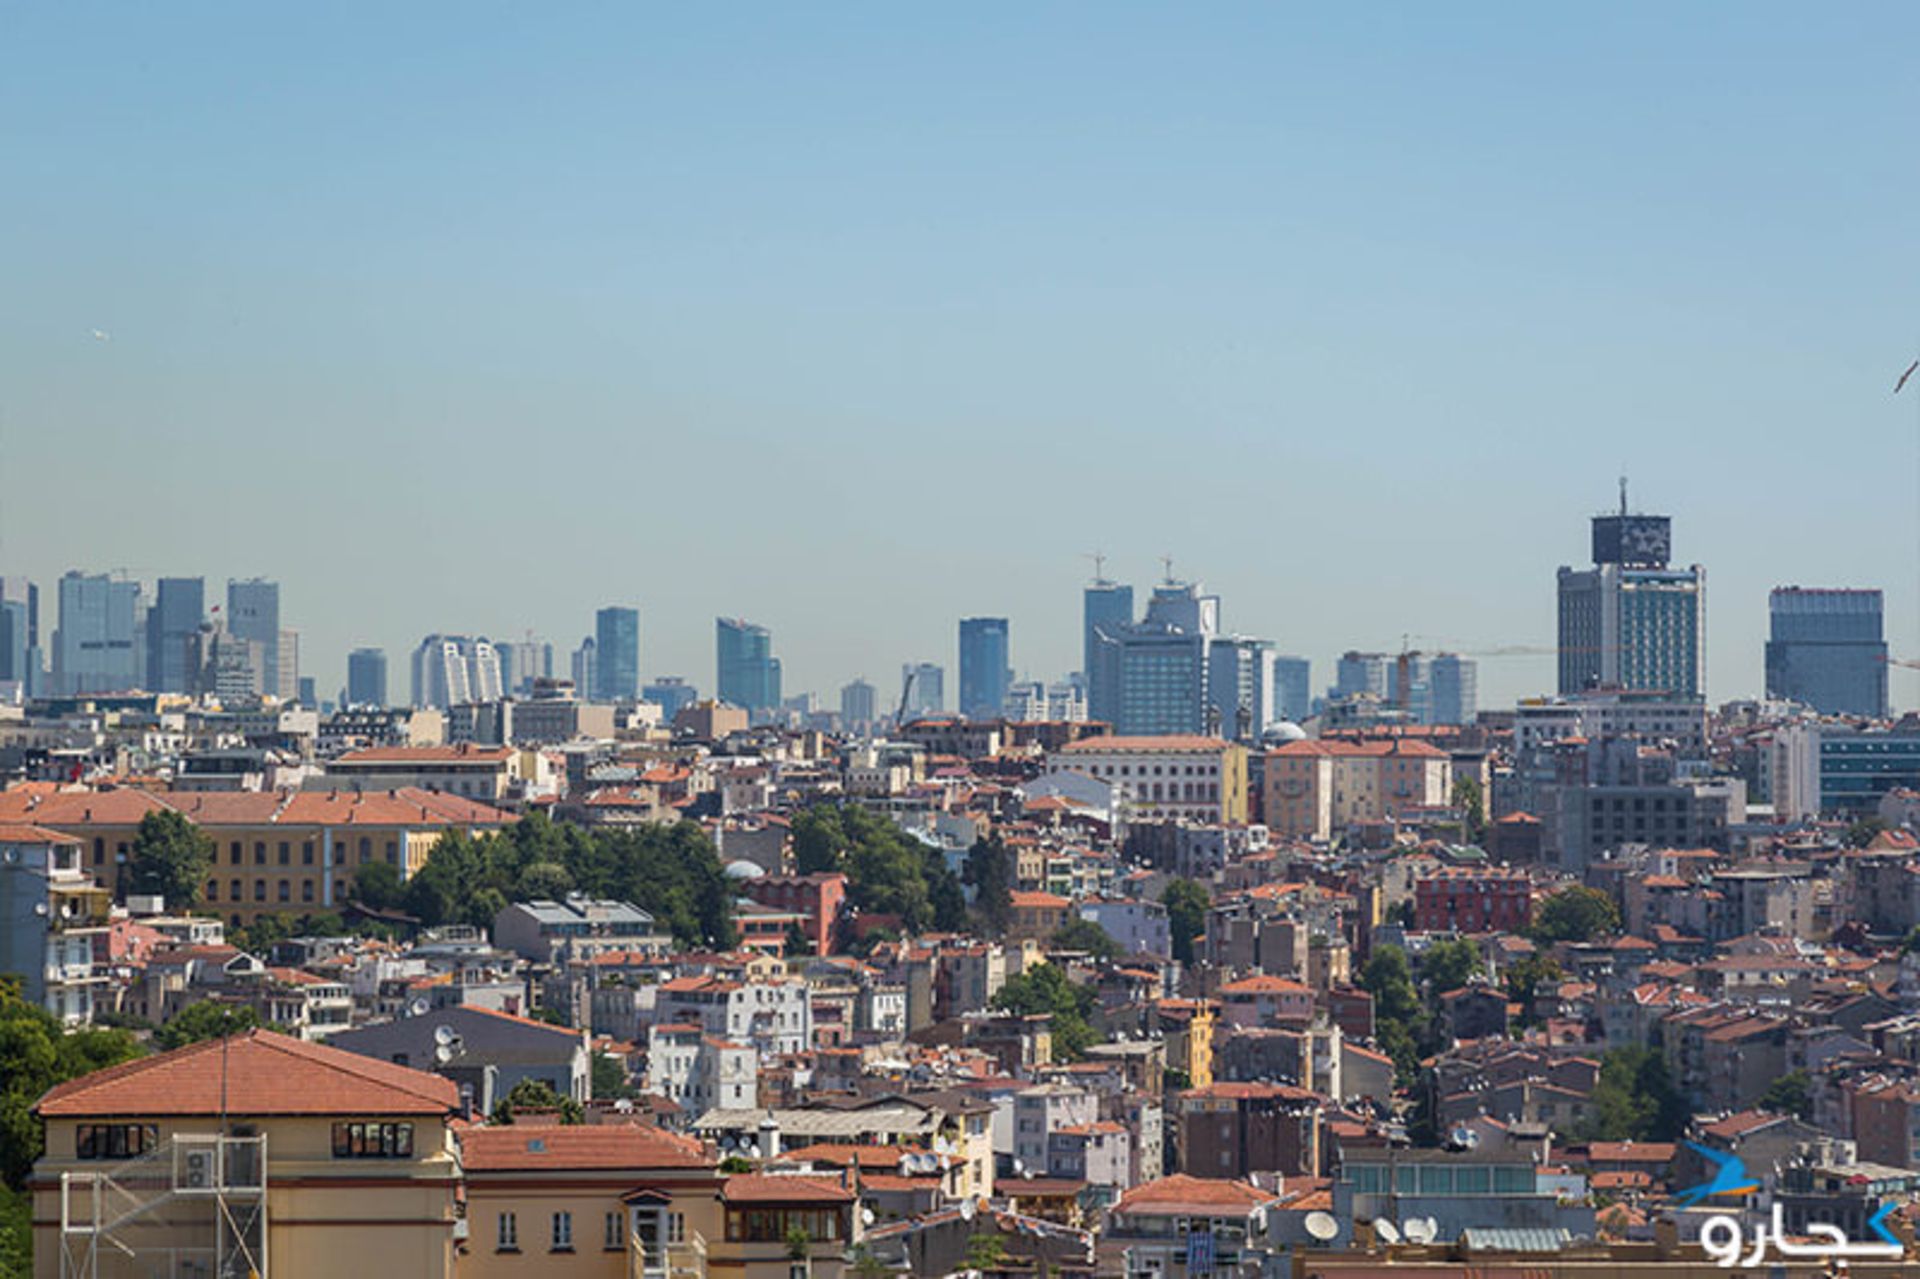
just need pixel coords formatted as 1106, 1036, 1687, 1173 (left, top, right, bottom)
1263, 720, 1308, 743
724, 859, 767, 880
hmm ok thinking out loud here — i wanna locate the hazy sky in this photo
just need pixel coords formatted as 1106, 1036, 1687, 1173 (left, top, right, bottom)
5, 4, 1920, 710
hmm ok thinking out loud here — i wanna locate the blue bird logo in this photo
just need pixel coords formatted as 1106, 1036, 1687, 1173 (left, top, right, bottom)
1673, 1141, 1764, 1208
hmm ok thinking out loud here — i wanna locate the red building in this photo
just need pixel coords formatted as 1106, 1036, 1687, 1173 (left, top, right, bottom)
1413, 867, 1532, 934
739, 872, 848, 955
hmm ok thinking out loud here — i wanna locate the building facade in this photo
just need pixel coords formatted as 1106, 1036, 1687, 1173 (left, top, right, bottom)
716, 618, 781, 715
348, 647, 389, 707
594, 606, 640, 703
1765, 586, 1887, 718
1557, 507, 1704, 698
958, 617, 1011, 721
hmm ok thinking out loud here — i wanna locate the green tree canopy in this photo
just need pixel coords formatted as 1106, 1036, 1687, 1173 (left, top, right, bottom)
1576, 1045, 1688, 1142
991, 962, 1098, 1060
1451, 776, 1487, 843
1161, 880, 1209, 964
1421, 937, 1481, 994
1051, 916, 1122, 961
126, 809, 215, 912
964, 835, 1014, 938
0, 980, 144, 1190
782, 803, 966, 935
492, 1077, 584, 1125
154, 1001, 262, 1051
1529, 885, 1621, 946
351, 858, 403, 911
1502, 952, 1564, 1013
591, 1053, 636, 1101
1760, 1069, 1813, 1121
1361, 944, 1426, 1081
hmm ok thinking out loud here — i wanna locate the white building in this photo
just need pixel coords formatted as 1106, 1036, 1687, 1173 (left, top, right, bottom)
654, 974, 813, 1058
1013, 1082, 1100, 1173
646, 1022, 758, 1115
1077, 898, 1171, 958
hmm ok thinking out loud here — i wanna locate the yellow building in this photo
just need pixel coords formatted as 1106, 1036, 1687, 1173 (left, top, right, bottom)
0, 786, 512, 925
1048, 736, 1249, 826
31, 1028, 463, 1279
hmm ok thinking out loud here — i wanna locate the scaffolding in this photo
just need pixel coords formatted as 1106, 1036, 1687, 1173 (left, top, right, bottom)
59, 1133, 268, 1279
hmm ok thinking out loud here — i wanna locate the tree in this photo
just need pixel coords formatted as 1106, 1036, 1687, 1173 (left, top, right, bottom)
1361, 945, 1425, 1081
492, 1077, 583, 1125
1451, 776, 1487, 843
1576, 1046, 1688, 1142
592, 1053, 636, 1101
0, 979, 144, 1190
965, 836, 1014, 937
719, 1154, 755, 1174
782, 920, 813, 958
1847, 817, 1888, 849
785, 1223, 812, 1262
1529, 886, 1621, 946
1502, 952, 1564, 1015
1051, 916, 1121, 961
1421, 938, 1481, 995
848, 1243, 891, 1279
126, 809, 215, 912
517, 861, 574, 901
964, 1232, 1006, 1273
351, 859, 403, 911
1162, 880, 1209, 964
991, 962, 1098, 1061
1760, 1070, 1813, 1121
154, 1001, 262, 1051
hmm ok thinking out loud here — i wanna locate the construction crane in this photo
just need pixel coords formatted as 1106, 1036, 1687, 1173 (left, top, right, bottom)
894, 666, 917, 727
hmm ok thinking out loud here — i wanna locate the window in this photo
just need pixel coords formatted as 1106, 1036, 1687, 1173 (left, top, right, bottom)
497, 1211, 518, 1251
669, 1212, 685, 1244
331, 1122, 414, 1158
302, 880, 315, 903
206, 880, 219, 902
552, 1211, 573, 1251
254, 842, 266, 865
278, 881, 290, 902
77, 1124, 158, 1160
302, 843, 314, 865
229, 841, 242, 866
607, 1211, 622, 1251
231, 879, 242, 901
359, 837, 371, 864
278, 842, 290, 866
92, 837, 104, 865
254, 881, 266, 902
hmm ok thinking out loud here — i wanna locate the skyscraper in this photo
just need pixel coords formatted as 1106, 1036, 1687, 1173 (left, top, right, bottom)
348, 647, 389, 707
1333, 652, 1392, 701
642, 677, 698, 720
901, 663, 945, 719
226, 578, 282, 697
53, 571, 142, 695
1765, 587, 1887, 718
409, 635, 501, 708
277, 629, 301, 701
716, 618, 782, 714
0, 576, 42, 695
1083, 580, 1134, 725
840, 678, 878, 730
1427, 653, 1479, 726
1088, 579, 1276, 738
145, 577, 205, 693
1557, 496, 1704, 698
958, 617, 1011, 720
502, 638, 553, 696
1272, 656, 1311, 723
594, 606, 640, 702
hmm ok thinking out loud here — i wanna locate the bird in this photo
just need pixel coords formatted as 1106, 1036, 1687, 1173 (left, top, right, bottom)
89, 329, 111, 343
1672, 1141, 1763, 1207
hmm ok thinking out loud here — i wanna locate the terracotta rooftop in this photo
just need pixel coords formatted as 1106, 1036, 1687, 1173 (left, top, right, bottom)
462, 1123, 712, 1171
37, 1029, 458, 1118
1114, 1173, 1278, 1216
721, 1173, 853, 1204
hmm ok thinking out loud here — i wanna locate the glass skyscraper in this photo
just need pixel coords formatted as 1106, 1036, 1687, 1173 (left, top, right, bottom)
1083, 581, 1134, 725
227, 578, 282, 697
0, 576, 41, 695
1765, 587, 1886, 717
595, 606, 640, 702
958, 617, 1011, 720
348, 647, 389, 707
53, 571, 142, 695
716, 618, 781, 713
1557, 503, 1703, 699
146, 577, 205, 693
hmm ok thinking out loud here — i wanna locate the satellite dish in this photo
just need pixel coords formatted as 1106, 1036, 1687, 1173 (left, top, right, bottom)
1422, 1218, 1440, 1242
1011, 1158, 1025, 1175
1304, 1211, 1339, 1242
862, 1208, 877, 1226
1402, 1218, 1435, 1244
434, 1043, 454, 1065
434, 1025, 457, 1047
960, 1199, 977, 1222
1374, 1220, 1402, 1245
408, 997, 430, 1017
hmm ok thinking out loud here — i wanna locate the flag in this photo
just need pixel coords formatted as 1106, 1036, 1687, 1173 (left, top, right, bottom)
1897, 360, 1919, 394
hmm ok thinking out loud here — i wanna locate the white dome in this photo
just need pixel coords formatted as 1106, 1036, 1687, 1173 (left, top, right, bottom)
1263, 720, 1308, 743
724, 859, 767, 880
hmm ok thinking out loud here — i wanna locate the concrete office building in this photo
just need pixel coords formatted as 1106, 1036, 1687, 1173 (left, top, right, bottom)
499, 639, 552, 697
1557, 498, 1704, 697
840, 678, 878, 729
227, 578, 282, 698
903, 662, 945, 717
1091, 580, 1279, 739
716, 617, 782, 714
1765, 587, 1887, 718
53, 571, 143, 695
277, 630, 300, 701
1427, 653, 1478, 726
642, 676, 698, 720
958, 617, 1011, 720
347, 648, 389, 707
594, 606, 640, 702
144, 577, 204, 694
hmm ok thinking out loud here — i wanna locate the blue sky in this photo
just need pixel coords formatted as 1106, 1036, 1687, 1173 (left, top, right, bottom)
3, 4, 1918, 709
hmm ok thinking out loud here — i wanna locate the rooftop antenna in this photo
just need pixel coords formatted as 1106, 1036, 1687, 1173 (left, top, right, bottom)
1084, 550, 1109, 586
1160, 553, 1175, 584
1618, 474, 1629, 517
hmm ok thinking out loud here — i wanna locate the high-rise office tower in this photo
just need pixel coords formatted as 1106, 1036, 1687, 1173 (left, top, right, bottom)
1083, 580, 1135, 725
902, 663, 945, 718
1557, 494, 1704, 698
958, 618, 1011, 720
570, 637, 597, 700
594, 607, 640, 702
1766, 587, 1887, 717
347, 647, 389, 707
1427, 653, 1479, 725
1273, 656, 1311, 723
144, 577, 204, 693
502, 638, 553, 697
226, 578, 282, 697
193, 624, 263, 700
467, 638, 503, 702
277, 629, 300, 700
53, 571, 143, 695
642, 677, 697, 720
1334, 652, 1392, 701
840, 678, 878, 729
409, 634, 501, 708
0, 576, 42, 695
716, 618, 782, 713
297, 676, 318, 707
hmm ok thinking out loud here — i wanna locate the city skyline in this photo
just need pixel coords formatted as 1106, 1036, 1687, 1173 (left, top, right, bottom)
6, 7, 1920, 711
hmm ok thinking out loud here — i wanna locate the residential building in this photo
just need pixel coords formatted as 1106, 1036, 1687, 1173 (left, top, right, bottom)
1427, 652, 1478, 726
227, 577, 282, 698
323, 743, 523, 801
958, 616, 1011, 720
716, 618, 781, 715
1557, 501, 1704, 697
595, 606, 640, 702
144, 576, 204, 694
738, 873, 848, 956
0, 822, 110, 1024
1263, 738, 1452, 841
1176, 1081, 1322, 1178
53, 571, 142, 695
1048, 734, 1250, 825
1766, 586, 1888, 717
646, 1022, 758, 1114
655, 974, 812, 1057
347, 647, 389, 707
492, 897, 667, 964
1106, 1175, 1285, 1279
1014, 1083, 1099, 1172
1414, 868, 1532, 935
328, 1005, 591, 1111
30, 1029, 463, 1279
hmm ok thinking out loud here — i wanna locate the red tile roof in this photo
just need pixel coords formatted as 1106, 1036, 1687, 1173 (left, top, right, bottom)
37, 1029, 458, 1117
1057, 735, 1231, 754
0, 822, 83, 845
1114, 1173, 1278, 1216
721, 1173, 853, 1204
461, 1123, 712, 1171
